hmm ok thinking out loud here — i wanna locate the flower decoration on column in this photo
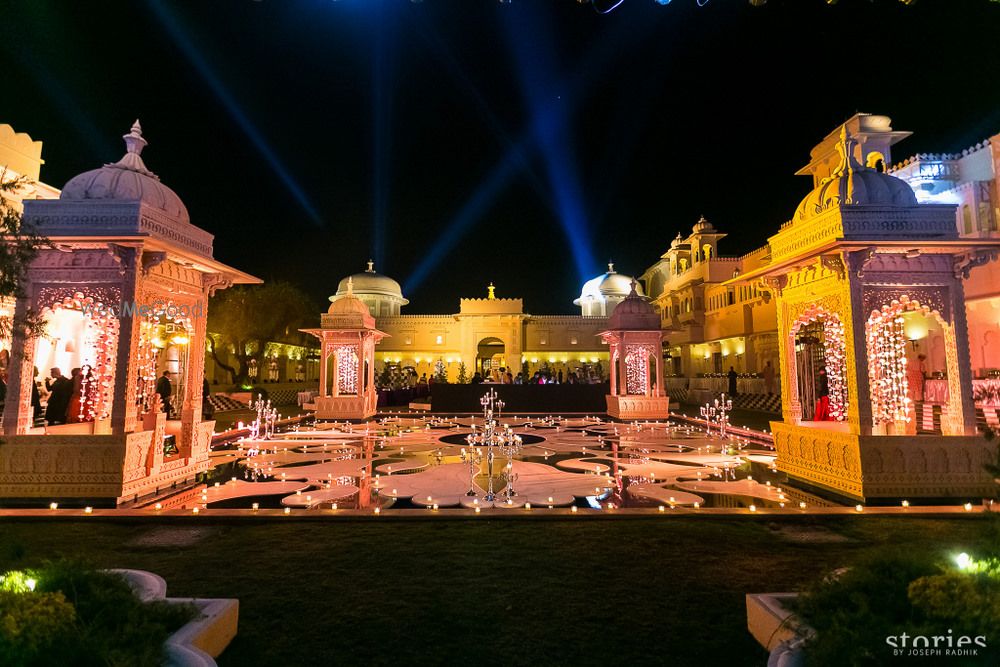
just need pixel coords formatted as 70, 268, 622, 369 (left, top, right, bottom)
822, 316, 847, 422
334, 344, 359, 395
866, 298, 912, 426
135, 317, 160, 414
793, 307, 848, 423
624, 344, 650, 395
50, 292, 120, 421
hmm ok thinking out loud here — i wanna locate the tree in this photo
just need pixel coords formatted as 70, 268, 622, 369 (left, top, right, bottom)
0, 172, 48, 341
433, 358, 447, 383
207, 281, 315, 386
457, 361, 469, 384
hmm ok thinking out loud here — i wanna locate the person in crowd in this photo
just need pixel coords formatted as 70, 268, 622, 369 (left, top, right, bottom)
156, 370, 173, 417
67, 366, 95, 423
44, 368, 73, 425
514, 372, 523, 385
418, 373, 428, 385
202, 376, 214, 421
813, 368, 830, 421
470, 372, 483, 384
727, 366, 738, 396
909, 353, 927, 403
505, 369, 514, 384
557, 370, 564, 384
31, 366, 42, 422
763, 360, 775, 395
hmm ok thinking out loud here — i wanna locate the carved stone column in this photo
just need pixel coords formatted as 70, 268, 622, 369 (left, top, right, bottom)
111, 246, 142, 435
2, 290, 38, 435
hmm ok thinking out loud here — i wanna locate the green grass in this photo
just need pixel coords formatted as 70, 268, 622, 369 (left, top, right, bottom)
1, 516, 996, 666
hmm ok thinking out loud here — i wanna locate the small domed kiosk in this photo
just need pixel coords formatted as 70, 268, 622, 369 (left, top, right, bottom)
600, 282, 670, 420
302, 279, 387, 420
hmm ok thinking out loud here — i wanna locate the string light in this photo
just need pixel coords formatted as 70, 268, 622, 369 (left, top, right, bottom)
334, 345, 359, 395
867, 298, 913, 428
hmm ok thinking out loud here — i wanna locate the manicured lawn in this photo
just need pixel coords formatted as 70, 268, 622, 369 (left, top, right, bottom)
1, 516, 996, 666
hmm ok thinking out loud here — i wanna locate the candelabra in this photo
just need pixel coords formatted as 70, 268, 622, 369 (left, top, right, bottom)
700, 393, 733, 439
249, 394, 278, 441
463, 388, 520, 502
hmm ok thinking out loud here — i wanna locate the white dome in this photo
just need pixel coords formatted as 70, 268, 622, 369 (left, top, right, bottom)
330, 261, 408, 304
574, 263, 644, 306
60, 121, 189, 223
794, 126, 917, 221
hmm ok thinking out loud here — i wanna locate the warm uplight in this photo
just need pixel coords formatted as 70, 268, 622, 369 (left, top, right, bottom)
748, 505, 756, 512
84, 506, 93, 514
964, 503, 973, 512
49, 502, 58, 510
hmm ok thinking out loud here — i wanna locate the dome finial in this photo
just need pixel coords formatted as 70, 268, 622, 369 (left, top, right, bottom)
834, 124, 865, 175
608, 260, 615, 273
629, 279, 639, 296
487, 282, 496, 300
110, 119, 155, 178
124, 119, 147, 156
346, 276, 354, 296
366, 259, 375, 273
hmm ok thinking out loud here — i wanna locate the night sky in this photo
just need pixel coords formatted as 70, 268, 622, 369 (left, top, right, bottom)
4, 0, 1000, 314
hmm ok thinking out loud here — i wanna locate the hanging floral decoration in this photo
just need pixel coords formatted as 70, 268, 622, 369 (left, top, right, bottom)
865, 295, 936, 426
334, 344, 359, 395
47, 292, 119, 421
792, 306, 848, 422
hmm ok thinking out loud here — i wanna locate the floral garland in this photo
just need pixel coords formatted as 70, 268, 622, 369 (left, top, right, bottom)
866, 297, 919, 426
793, 306, 848, 422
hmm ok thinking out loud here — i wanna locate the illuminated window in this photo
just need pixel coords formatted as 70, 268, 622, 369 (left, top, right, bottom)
435, 335, 443, 345
570, 336, 578, 345
404, 335, 413, 345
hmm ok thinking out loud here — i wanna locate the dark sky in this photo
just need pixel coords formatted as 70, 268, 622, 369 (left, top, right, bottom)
5, 0, 1000, 314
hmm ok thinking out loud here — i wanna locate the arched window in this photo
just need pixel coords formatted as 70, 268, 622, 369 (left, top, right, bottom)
866, 151, 886, 173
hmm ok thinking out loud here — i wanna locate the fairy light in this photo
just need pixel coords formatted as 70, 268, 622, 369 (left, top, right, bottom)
334, 345, 359, 395
623, 344, 651, 395
867, 298, 913, 427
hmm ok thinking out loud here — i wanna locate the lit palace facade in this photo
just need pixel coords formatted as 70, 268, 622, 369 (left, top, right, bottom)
329, 264, 644, 383
641, 114, 1000, 413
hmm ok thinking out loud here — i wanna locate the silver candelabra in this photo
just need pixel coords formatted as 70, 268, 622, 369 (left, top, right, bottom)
463, 388, 521, 502
700, 393, 733, 439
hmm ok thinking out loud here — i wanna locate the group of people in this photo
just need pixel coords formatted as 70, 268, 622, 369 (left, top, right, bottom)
471, 367, 595, 385
38, 366, 97, 425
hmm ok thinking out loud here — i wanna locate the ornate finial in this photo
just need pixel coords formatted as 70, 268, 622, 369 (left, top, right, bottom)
834, 124, 865, 175
608, 260, 615, 273
629, 279, 639, 296
123, 119, 147, 156
487, 282, 496, 300
110, 119, 155, 177
346, 276, 354, 296
366, 259, 375, 273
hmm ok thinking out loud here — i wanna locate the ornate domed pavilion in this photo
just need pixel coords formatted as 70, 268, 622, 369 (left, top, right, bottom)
600, 281, 669, 420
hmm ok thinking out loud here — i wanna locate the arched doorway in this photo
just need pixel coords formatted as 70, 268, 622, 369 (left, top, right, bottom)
865, 295, 964, 435
790, 306, 848, 423
476, 337, 506, 380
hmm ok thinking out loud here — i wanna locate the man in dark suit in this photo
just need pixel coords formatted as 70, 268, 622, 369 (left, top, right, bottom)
44, 368, 73, 425
156, 370, 173, 418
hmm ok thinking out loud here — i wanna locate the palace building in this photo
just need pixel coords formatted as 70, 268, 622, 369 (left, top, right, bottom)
329, 263, 643, 382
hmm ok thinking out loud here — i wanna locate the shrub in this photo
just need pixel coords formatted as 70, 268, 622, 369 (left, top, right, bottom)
0, 590, 76, 663
794, 550, 1000, 665
0, 561, 197, 667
